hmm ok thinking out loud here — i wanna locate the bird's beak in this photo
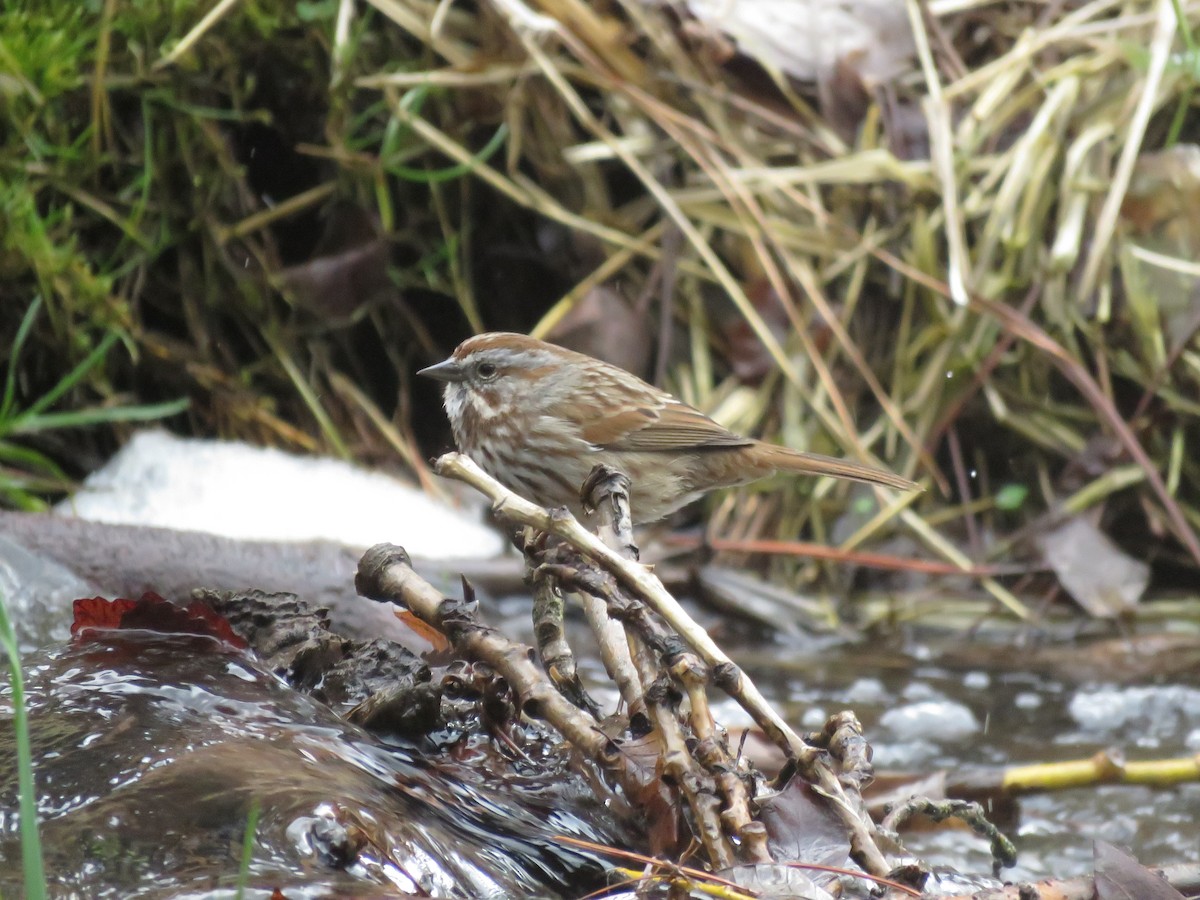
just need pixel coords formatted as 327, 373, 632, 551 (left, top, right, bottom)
417, 358, 466, 383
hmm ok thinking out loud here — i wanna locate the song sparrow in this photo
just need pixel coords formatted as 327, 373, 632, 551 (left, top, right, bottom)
420, 332, 918, 524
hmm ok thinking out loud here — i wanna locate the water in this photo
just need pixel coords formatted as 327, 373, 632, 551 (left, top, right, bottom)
0, 634, 625, 898
2, 585, 1197, 896
724, 629, 1200, 882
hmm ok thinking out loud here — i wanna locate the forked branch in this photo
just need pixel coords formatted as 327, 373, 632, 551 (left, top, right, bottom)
431, 450, 893, 876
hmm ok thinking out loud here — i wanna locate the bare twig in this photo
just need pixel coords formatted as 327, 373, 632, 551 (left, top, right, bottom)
356, 544, 615, 760
881, 798, 1017, 874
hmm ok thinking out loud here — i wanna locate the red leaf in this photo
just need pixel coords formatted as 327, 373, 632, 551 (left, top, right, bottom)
71, 596, 138, 634
181, 598, 250, 649
71, 592, 248, 650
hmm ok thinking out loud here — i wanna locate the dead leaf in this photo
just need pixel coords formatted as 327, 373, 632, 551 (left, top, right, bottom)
616, 733, 680, 857
1036, 517, 1149, 617
1118, 145, 1200, 354
1094, 840, 1186, 900
720, 274, 792, 383
756, 774, 851, 866
279, 202, 392, 319
680, 0, 914, 88
546, 285, 654, 376
818, 55, 872, 142
393, 609, 453, 660
71, 593, 249, 650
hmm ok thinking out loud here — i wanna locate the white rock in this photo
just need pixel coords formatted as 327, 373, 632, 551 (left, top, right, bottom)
55, 430, 504, 559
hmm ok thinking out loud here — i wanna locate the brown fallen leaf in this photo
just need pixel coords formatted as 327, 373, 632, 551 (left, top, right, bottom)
679, 0, 915, 87
756, 773, 851, 867
1036, 516, 1149, 617
1094, 840, 1187, 900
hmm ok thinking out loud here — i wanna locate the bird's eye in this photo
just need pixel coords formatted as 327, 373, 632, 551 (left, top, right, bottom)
476, 362, 498, 380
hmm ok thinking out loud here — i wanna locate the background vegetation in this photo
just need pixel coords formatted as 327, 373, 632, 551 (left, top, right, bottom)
4, 0, 1200, 611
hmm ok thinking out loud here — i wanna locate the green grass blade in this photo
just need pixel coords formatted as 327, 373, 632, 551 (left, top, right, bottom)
0, 592, 47, 900
16, 331, 121, 423
385, 123, 507, 184
0, 442, 69, 479
12, 397, 190, 434
233, 798, 260, 900
1, 297, 44, 422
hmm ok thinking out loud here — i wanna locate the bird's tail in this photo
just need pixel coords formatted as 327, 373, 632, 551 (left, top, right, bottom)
757, 444, 920, 492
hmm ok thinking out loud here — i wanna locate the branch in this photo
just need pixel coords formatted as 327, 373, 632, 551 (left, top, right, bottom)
433, 451, 893, 876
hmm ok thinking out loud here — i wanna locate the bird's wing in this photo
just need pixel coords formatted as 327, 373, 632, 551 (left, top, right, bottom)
576, 376, 752, 451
